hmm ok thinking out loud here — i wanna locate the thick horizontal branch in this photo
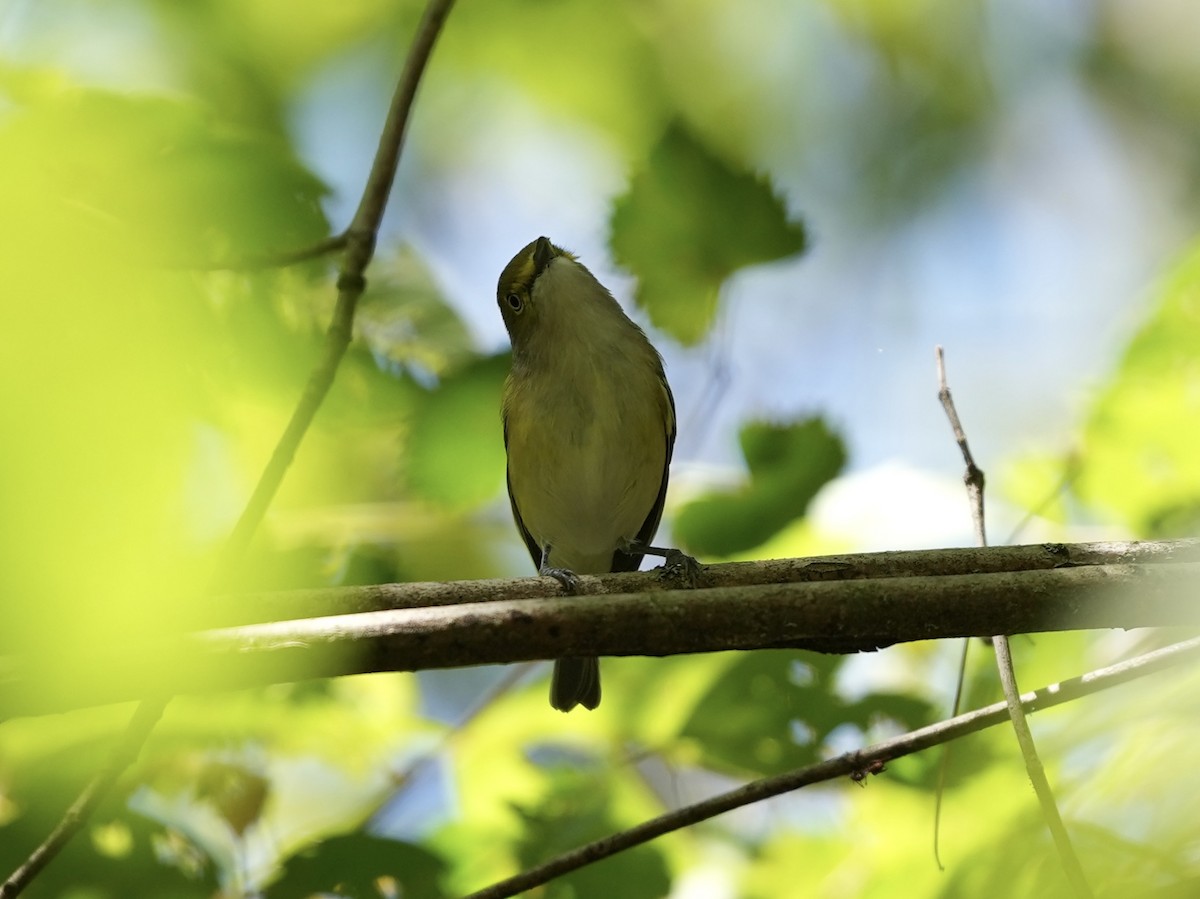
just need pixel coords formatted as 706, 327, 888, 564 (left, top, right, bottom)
210, 539, 1200, 626
3, 542, 1198, 717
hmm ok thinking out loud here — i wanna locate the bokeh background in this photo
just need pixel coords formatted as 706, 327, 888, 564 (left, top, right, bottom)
2, 0, 1199, 896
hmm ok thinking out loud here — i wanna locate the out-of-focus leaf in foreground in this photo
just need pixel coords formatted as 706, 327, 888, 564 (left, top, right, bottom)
674, 417, 846, 557
1, 89, 329, 264
269, 834, 449, 899
610, 122, 807, 345
0, 83, 331, 689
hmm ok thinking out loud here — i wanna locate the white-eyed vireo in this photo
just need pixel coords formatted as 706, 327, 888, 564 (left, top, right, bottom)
498, 236, 678, 712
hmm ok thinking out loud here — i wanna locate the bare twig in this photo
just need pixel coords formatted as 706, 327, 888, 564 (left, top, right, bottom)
935, 346, 1092, 897
0, 3, 457, 895
936, 346, 986, 545
460, 636, 1200, 899
0, 698, 168, 898
218, 0, 458, 580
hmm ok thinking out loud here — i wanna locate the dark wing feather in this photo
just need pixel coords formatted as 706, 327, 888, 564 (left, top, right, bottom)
504, 415, 544, 570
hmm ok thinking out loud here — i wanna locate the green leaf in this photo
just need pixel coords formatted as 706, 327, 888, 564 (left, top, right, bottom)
679, 652, 934, 778
610, 122, 807, 344
1076, 242, 1200, 536
512, 765, 671, 899
402, 354, 509, 508
674, 417, 846, 557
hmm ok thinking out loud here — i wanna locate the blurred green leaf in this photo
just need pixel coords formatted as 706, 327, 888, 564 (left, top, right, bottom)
2, 88, 329, 264
675, 417, 846, 557
1076, 241, 1200, 536
610, 122, 807, 344
402, 354, 509, 507
269, 834, 448, 899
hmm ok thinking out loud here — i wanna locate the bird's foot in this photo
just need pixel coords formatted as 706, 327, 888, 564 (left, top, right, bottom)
539, 564, 580, 594
624, 539, 703, 588
658, 548, 702, 588
538, 544, 580, 593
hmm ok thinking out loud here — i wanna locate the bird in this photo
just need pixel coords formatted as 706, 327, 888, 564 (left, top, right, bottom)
497, 236, 678, 711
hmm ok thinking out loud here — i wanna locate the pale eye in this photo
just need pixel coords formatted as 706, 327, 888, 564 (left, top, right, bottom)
505, 293, 524, 312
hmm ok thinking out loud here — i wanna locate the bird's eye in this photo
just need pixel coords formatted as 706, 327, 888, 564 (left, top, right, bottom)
505, 293, 524, 312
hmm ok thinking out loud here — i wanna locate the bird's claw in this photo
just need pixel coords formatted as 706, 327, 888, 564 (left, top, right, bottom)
540, 565, 581, 594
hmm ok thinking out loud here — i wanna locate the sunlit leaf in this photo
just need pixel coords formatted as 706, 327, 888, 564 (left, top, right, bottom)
1076, 242, 1200, 536
610, 122, 807, 344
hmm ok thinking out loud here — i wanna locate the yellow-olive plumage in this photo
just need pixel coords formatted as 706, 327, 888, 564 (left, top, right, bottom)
498, 237, 676, 712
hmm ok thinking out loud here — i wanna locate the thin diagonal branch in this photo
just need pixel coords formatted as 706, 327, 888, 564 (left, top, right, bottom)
461, 636, 1200, 899
218, 0, 457, 580
0, 698, 167, 899
935, 345, 1093, 897
0, 3, 457, 895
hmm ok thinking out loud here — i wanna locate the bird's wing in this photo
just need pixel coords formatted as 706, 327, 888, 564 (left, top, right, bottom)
504, 413, 544, 570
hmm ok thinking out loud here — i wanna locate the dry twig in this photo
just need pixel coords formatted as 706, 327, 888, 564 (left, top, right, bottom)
934, 346, 1093, 897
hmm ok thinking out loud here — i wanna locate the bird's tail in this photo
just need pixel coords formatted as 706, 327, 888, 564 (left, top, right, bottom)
550, 657, 601, 712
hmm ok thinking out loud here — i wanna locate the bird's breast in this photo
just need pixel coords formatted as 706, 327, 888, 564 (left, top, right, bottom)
505, 350, 668, 574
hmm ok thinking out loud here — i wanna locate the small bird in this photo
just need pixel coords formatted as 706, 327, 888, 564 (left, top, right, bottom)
497, 236, 677, 712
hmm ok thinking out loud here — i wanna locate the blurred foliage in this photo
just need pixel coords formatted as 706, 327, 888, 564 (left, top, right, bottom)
1, 1, 1199, 898
675, 418, 846, 557
401, 354, 508, 508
